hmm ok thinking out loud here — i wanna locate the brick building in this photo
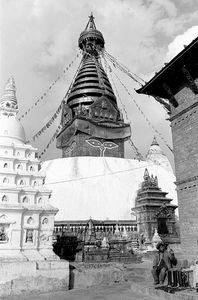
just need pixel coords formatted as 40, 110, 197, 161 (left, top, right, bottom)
137, 37, 198, 258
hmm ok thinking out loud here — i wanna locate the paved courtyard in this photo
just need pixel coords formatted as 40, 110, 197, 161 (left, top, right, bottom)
2, 282, 157, 300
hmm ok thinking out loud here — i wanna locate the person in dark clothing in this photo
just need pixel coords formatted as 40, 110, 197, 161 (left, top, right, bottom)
151, 242, 172, 285
164, 242, 177, 268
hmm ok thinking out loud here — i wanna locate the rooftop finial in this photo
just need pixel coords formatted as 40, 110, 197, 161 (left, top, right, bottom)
79, 14, 105, 54
151, 136, 159, 147
0, 77, 18, 110
85, 12, 96, 30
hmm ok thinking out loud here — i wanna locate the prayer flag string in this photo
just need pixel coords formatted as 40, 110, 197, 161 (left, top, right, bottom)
18, 50, 81, 121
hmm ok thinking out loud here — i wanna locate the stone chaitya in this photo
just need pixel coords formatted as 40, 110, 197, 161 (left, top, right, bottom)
56, 14, 131, 158
137, 37, 198, 259
132, 168, 178, 244
0, 77, 58, 261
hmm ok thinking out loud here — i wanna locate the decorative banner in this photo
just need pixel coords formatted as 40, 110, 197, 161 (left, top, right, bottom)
38, 125, 62, 159
111, 66, 173, 153
18, 51, 81, 121
104, 50, 145, 86
30, 55, 84, 143
32, 102, 63, 141
103, 56, 144, 161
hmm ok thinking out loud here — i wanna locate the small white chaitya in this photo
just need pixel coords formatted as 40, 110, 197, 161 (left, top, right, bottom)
0, 77, 58, 261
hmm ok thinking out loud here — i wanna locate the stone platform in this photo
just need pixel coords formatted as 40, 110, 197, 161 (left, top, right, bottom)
0, 260, 69, 298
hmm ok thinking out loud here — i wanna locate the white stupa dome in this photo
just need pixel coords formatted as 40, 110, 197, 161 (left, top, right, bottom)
0, 77, 26, 145
0, 115, 26, 144
146, 137, 173, 174
41, 156, 177, 221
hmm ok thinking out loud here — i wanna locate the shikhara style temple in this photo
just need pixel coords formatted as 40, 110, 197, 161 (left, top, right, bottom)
133, 168, 178, 244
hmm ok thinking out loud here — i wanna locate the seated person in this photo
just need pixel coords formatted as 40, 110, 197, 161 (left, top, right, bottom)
164, 242, 177, 268
151, 241, 172, 285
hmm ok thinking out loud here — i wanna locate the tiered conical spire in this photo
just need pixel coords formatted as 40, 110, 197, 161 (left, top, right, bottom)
151, 136, 159, 147
0, 77, 18, 110
57, 15, 131, 158
67, 14, 116, 111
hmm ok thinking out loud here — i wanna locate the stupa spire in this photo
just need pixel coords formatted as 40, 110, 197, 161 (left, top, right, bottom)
151, 136, 159, 147
146, 137, 173, 173
57, 15, 131, 158
0, 77, 18, 110
85, 13, 96, 30
78, 13, 105, 55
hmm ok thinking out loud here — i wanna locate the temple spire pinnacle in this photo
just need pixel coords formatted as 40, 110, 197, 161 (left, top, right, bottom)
78, 14, 105, 54
151, 136, 159, 147
0, 77, 18, 111
85, 12, 96, 30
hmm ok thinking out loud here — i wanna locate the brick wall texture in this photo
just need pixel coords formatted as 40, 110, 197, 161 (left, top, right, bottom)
171, 78, 198, 257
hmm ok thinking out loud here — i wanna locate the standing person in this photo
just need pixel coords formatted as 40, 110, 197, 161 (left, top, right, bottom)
151, 242, 171, 285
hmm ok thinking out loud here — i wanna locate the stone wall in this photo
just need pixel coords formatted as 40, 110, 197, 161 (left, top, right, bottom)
69, 262, 127, 290
0, 260, 69, 298
170, 78, 198, 258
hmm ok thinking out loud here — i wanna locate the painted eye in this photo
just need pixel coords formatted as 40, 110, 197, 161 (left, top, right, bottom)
103, 142, 118, 149
86, 139, 102, 147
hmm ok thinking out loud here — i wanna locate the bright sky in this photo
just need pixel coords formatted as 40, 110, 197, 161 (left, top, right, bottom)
1, 0, 198, 168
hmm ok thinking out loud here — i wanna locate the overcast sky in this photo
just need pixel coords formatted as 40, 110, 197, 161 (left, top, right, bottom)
1, 0, 198, 168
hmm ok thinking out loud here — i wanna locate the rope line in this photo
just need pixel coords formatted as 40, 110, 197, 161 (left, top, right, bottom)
39, 160, 173, 186
104, 51, 171, 114
104, 50, 145, 86
37, 56, 84, 158
102, 55, 144, 161
32, 102, 63, 141
38, 124, 62, 159
105, 59, 173, 153
18, 51, 81, 121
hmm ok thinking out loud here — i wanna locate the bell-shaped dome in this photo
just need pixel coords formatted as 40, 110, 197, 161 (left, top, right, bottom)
146, 137, 173, 173
0, 114, 26, 144
0, 77, 26, 144
78, 13, 105, 54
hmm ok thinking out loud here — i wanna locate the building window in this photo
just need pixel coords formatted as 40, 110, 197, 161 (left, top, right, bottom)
38, 197, 42, 204
157, 218, 169, 234
42, 217, 48, 225
27, 217, 34, 224
3, 163, 8, 168
30, 166, 34, 172
26, 152, 31, 158
4, 150, 8, 155
19, 179, 25, 185
22, 196, 28, 203
3, 177, 8, 184
2, 195, 7, 202
33, 181, 37, 186
17, 164, 22, 170
0, 225, 9, 242
26, 229, 33, 243
4, 130, 8, 135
